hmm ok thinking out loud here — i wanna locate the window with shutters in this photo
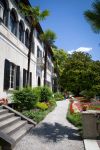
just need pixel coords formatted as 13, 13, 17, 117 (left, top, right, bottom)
4, 59, 20, 90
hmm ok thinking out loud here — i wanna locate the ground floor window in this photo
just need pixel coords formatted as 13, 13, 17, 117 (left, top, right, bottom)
4, 59, 20, 90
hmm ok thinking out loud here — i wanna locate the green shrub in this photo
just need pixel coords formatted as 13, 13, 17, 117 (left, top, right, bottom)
40, 86, 52, 102
22, 110, 45, 123
80, 90, 95, 100
49, 99, 56, 106
33, 87, 42, 101
13, 88, 37, 110
54, 92, 64, 101
23, 103, 56, 123
36, 102, 48, 110
92, 85, 100, 95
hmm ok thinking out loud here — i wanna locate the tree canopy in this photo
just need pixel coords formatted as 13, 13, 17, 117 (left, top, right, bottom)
84, 0, 100, 33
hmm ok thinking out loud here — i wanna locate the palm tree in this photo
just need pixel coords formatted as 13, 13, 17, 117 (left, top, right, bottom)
40, 29, 57, 86
20, 3, 49, 86
84, 0, 100, 33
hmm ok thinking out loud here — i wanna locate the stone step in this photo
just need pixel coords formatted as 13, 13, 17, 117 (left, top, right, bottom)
3, 120, 27, 135
0, 116, 21, 129
0, 112, 15, 121
0, 109, 8, 115
10, 124, 33, 142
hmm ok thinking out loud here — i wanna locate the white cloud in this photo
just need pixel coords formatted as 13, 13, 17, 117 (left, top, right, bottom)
68, 47, 92, 54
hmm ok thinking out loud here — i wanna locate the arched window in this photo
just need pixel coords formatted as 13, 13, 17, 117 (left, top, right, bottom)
25, 29, 29, 48
0, 0, 8, 26
10, 9, 17, 36
19, 21, 24, 43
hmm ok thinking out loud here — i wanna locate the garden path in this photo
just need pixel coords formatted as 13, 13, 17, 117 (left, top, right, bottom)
14, 100, 84, 150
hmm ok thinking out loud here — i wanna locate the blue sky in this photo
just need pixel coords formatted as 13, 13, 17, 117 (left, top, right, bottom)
29, 0, 100, 61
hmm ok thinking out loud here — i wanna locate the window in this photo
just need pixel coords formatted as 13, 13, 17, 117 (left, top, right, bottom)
23, 69, 32, 87
0, 0, 8, 26
19, 21, 24, 43
10, 10, 17, 36
47, 60, 52, 72
37, 31, 42, 44
37, 47, 42, 58
4, 59, 20, 90
9, 63, 16, 89
25, 29, 29, 48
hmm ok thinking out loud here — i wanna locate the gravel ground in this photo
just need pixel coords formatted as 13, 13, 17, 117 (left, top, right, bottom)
14, 100, 84, 150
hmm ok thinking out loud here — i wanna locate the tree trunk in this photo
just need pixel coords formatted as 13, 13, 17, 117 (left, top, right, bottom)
27, 26, 34, 87
44, 45, 47, 86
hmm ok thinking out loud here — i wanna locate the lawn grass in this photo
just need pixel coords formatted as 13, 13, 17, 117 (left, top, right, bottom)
67, 102, 82, 134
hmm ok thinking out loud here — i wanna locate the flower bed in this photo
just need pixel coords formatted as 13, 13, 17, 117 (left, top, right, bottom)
69, 97, 100, 113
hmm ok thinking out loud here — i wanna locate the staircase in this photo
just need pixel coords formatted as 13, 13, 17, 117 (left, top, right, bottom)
0, 105, 36, 150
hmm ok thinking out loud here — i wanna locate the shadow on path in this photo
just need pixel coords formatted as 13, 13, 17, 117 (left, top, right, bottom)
29, 122, 82, 143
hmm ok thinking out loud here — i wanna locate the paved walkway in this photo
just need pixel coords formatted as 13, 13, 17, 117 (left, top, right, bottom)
14, 100, 84, 150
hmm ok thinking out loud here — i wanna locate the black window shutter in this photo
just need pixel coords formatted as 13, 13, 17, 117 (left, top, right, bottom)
23, 69, 27, 87
4, 59, 10, 90
16, 66, 20, 90
30, 72, 32, 87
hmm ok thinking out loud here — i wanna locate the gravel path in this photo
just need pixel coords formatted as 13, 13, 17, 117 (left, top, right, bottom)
14, 100, 84, 150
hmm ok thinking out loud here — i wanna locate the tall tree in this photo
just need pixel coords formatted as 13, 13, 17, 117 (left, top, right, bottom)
61, 52, 93, 95
53, 48, 68, 91
84, 0, 100, 33
40, 29, 56, 85
20, 3, 49, 86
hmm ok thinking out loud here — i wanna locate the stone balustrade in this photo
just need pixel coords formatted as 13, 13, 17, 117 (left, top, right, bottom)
82, 110, 100, 139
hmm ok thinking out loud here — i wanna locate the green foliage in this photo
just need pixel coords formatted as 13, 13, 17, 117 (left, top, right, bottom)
49, 99, 56, 106
13, 88, 37, 110
40, 29, 57, 46
19, 3, 49, 26
84, 0, 100, 33
54, 92, 64, 101
80, 90, 95, 100
23, 110, 46, 123
23, 103, 56, 123
92, 84, 100, 95
40, 86, 52, 102
53, 48, 68, 90
35, 102, 48, 110
61, 51, 100, 96
32, 87, 42, 101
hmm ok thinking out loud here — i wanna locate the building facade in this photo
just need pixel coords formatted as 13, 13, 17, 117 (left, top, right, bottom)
0, 0, 54, 102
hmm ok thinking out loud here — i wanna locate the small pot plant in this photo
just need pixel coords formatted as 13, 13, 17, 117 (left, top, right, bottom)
82, 105, 88, 111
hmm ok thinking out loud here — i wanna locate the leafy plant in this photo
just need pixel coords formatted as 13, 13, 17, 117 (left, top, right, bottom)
23, 103, 56, 123
54, 92, 64, 101
33, 87, 42, 101
80, 90, 95, 100
13, 88, 37, 110
36, 102, 48, 110
40, 86, 52, 102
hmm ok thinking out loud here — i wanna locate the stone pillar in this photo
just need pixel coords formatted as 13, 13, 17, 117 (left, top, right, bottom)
82, 110, 99, 139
